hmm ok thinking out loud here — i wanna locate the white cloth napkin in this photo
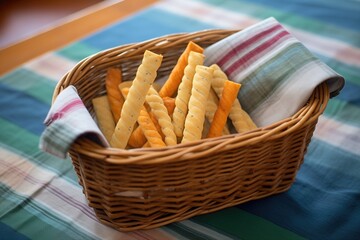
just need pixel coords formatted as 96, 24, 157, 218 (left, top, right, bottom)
40, 17, 344, 158
39, 86, 109, 158
204, 17, 344, 127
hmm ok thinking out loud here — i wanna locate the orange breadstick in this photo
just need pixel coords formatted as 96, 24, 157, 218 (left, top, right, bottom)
207, 81, 241, 138
128, 126, 147, 148
149, 111, 165, 140
162, 97, 175, 116
105, 67, 124, 122
138, 107, 166, 148
210, 64, 257, 133
159, 41, 203, 97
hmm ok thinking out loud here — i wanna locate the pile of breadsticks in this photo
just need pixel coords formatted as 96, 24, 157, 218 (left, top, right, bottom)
92, 41, 257, 149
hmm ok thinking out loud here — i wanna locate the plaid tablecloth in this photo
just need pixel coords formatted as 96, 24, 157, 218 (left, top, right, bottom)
1, 0, 359, 239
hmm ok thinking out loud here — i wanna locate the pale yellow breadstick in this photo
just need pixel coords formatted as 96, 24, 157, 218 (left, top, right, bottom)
138, 107, 166, 148
146, 86, 177, 146
210, 64, 228, 96
92, 95, 115, 142
205, 88, 230, 136
182, 65, 213, 143
121, 86, 165, 147
173, 51, 205, 138
119, 87, 146, 148
118, 81, 161, 95
210, 64, 257, 133
110, 50, 162, 148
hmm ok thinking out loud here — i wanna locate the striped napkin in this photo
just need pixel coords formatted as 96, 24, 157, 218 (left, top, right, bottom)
204, 17, 344, 127
39, 86, 109, 158
40, 17, 344, 158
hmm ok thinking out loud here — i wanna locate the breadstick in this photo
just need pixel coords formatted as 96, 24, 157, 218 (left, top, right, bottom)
146, 86, 177, 146
122, 87, 166, 147
159, 41, 203, 97
118, 81, 161, 95
173, 51, 205, 138
119, 87, 146, 148
92, 95, 115, 142
210, 64, 228, 97
205, 88, 230, 135
138, 107, 166, 148
105, 67, 124, 122
162, 97, 175, 116
149, 110, 164, 139
128, 126, 147, 148
118, 81, 133, 95
210, 64, 257, 133
182, 65, 213, 143
207, 80, 241, 138
110, 50, 162, 149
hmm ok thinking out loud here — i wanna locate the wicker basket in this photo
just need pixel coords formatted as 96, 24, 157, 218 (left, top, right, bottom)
54, 29, 329, 231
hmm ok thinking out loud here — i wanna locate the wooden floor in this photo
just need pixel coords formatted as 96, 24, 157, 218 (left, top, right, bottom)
0, 0, 103, 49
0, 0, 158, 75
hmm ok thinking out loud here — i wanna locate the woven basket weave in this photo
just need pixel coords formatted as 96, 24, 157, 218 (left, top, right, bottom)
54, 29, 329, 231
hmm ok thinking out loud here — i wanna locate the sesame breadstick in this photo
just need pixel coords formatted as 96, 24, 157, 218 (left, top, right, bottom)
182, 65, 213, 143
173, 51, 205, 138
110, 50, 162, 148
119, 87, 146, 148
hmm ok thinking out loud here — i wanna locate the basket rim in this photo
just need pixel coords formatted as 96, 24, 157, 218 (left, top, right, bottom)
53, 29, 330, 164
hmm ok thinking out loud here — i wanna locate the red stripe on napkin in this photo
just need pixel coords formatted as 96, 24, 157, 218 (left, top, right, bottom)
217, 24, 283, 67
45, 99, 83, 126
225, 30, 291, 76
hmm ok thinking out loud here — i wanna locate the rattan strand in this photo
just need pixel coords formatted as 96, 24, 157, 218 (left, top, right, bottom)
54, 29, 329, 231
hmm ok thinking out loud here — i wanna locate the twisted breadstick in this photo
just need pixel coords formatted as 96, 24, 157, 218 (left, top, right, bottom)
138, 106, 166, 148
105, 67, 124, 122
210, 64, 257, 133
182, 65, 213, 143
110, 50, 162, 148
146, 86, 177, 146
173, 51, 205, 138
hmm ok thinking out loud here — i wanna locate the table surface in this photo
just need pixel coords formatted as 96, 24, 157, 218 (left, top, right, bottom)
1, 0, 359, 239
